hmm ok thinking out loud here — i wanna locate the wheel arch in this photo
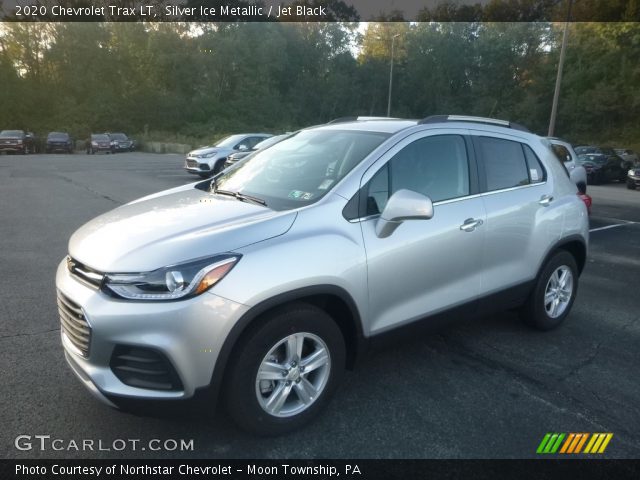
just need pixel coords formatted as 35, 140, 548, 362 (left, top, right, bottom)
205, 285, 366, 404
540, 235, 587, 277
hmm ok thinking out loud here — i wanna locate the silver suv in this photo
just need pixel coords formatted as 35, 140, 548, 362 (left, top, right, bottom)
184, 133, 272, 177
56, 115, 588, 434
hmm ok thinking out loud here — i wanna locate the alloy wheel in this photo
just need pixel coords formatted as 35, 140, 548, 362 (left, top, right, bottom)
255, 332, 331, 418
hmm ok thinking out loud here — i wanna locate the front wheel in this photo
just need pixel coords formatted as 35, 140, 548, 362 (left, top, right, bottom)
224, 303, 345, 435
628, 179, 636, 190
521, 251, 578, 331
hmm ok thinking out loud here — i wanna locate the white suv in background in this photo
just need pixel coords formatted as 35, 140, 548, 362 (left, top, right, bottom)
184, 133, 272, 177
547, 137, 588, 193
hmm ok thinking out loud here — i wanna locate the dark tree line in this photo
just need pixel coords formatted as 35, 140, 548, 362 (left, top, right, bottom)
1, 17, 639, 148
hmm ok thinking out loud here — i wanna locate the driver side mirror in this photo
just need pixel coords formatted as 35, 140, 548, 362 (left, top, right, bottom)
375, 189, 434, 238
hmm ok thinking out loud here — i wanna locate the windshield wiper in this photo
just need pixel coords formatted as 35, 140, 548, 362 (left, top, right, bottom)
214, 189, 267, 206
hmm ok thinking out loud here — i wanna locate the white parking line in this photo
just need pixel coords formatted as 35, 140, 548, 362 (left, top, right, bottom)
590, 223, 636, 233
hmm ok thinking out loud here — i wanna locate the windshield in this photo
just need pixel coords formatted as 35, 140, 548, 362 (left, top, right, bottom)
48, 132, 69, 140
91, 134, 109, 142
575, 146, 596, 155
0, 130, 23, 137
578, 154, 606, 165
214, 134, 247, 148
110, 133, 127, 140
214, 129, 390, 210
253, 134, 289, 151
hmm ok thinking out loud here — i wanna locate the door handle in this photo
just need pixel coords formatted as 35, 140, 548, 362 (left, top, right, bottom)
460, 218, 483, 232
539, 194, 554, 206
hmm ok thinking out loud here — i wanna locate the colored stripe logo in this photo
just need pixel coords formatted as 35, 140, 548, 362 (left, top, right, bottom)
537, 433, 613, 454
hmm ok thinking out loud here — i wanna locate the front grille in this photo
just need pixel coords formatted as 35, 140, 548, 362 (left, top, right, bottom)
57, 292, 91, 357
67, 256, 103, 289
186, 159, 198, 168
110, 346, 183, 391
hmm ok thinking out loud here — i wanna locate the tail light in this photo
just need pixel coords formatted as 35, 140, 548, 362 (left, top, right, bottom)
577, 192, 592, 215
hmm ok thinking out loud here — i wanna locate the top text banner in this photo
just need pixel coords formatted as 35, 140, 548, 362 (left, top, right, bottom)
1, 0, 633, 22
6, 0, 405, 22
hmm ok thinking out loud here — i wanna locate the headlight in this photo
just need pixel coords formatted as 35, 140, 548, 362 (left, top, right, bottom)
203, 151, 218, 158
103, 255, 240, 301
92, 141, 98, 146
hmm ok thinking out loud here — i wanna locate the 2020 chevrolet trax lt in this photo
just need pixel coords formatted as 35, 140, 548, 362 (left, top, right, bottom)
56, 115, 589, 434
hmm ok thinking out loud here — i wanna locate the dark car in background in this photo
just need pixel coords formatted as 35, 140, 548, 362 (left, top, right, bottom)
577, 153, 628, 184
223, 133, 292, 169
107, 132, 135, 152
46, 132, 74, 153
0, 130, 37, 154
87, 134, 112, 154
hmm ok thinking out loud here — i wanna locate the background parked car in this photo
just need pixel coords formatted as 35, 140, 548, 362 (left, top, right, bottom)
107, 132, 135, 152
46, 132, 74, 153
184, 133, 272, 177
546, 137, 587, 193
224, 133, 292, 169
615, 148, 639, 165
0, 130, 37, 154
87, 134, 112, 154
577, 153, 628, 184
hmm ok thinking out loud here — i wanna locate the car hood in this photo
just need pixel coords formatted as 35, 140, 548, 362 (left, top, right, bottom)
189, 146, 233, 156
69, 188, 296, 272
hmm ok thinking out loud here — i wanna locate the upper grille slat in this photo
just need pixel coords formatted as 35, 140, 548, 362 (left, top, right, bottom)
66, 256, 103, 289
57, 291, 91, 357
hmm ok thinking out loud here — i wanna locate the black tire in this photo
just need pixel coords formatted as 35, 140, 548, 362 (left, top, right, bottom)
627, 179, 635, 190
521, 251, 578, 331
213, 159, 225, 175
224, 303, 346, 436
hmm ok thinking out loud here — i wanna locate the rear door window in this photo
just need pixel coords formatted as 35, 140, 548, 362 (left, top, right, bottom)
475, 136, 530, 191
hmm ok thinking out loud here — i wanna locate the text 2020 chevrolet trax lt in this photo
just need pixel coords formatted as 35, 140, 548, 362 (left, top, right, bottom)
56, 116, 589, 434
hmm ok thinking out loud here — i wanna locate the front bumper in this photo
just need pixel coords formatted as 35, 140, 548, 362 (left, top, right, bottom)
47, 144, 72, 152
55, 259, 249, 405
628, 175, 640, 187
184, 157, 213, 174
0, 144, 24, 153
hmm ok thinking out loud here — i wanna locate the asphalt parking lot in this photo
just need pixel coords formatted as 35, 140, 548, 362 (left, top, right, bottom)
1, 152, 639, 459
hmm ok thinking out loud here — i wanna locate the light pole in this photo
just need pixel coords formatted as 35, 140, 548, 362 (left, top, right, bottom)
387, 33, 401, 117
548, 0, 573, 137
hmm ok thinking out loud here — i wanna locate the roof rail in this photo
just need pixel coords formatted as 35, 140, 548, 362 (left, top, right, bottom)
327, 116, 401, 124
418, 115, 530, 132
327, 116, 359, 124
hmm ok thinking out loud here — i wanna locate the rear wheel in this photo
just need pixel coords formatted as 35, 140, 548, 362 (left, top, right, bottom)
225, 303, 345, 435
521, 251, 578, 331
